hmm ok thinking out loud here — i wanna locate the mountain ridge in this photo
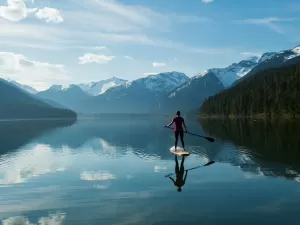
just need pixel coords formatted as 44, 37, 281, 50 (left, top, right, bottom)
0, 78, 77, 119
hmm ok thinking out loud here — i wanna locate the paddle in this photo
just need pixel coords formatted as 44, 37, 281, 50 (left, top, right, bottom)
164, 126, 215, 142
165, 161, 215, 177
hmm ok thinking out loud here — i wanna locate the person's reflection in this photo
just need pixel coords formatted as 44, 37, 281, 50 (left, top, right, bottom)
168, 155, 188, 192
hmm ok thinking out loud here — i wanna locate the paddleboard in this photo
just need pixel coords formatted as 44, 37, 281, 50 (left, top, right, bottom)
170, 146, 190, 156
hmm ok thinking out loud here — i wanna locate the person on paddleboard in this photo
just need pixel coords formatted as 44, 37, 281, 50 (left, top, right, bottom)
164, 110, 188, 151
168, 156, 188, 192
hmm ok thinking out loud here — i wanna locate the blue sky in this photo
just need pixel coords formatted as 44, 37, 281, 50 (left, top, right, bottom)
0, 0, 299, 90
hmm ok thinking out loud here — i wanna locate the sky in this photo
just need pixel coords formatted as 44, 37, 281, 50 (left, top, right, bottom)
0, 0, 300, 91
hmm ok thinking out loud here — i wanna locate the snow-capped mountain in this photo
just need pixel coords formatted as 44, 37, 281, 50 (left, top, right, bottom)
161, 51, 285, 113
234, 45, 300, 86
161, 71, 224, 113
6, 80, 38, 94
281, 45, 300, 61
46, 84, 79, 92
258, 52, 277, 63
36, 84, 90, 112
30, 45, 300, 115
80, 71, 190, 114
120, 71, 189, 93
196, 53, 276, 88
78, 77, 128, 96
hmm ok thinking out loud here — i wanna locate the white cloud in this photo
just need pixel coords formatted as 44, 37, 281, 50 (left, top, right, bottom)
95, 46, 107, 50
240, 17, 295, 34
0, 52, 71, 91
202, 0, 214, 3
35, 7, 63, 23
124, 56, 133, 60
0, 1, 63, 24
0, 0, 37, 22
80, 171, 116, 181
0, 19, 233, 55
67, 0, 208, 33
2, 212, 66, 225
78, 53, 114, 64
240, 52, 262, 57
244, 17, 294, 24
0, 40, 109, 51
152, 62, 166, 68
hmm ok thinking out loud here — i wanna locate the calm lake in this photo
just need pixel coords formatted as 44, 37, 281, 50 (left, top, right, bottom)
1, 117, 300, 225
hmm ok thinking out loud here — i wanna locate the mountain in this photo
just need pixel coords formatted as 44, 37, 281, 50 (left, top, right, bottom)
0, 79, 77, 119
161, 56, 274, 113
162, 56, 263, 112
164, 46, 299, 114
78, 77, 128, 96
36, 84, 91, 112
6, 80, 38, 94
199, 61, 300, 118
3, 79, 68, 109
200, 56, 260, 88
81, 71, 190, 114
196, 52, 277, 89
161, 72, 224, 113
233, 46, 300, 86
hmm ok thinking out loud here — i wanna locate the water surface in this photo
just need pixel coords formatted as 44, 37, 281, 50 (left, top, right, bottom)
1, 117, 300, 225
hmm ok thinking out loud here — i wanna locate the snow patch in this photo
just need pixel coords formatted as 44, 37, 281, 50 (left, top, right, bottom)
139, 72, 189, 92
78, 77, 127, 96
292, 46, 300, 54
61, 84, 72, 91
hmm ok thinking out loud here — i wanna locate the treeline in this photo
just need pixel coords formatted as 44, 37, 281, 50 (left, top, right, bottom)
199, 62, 300, 118
0, 103, 77, 119
200, 119, 300, 167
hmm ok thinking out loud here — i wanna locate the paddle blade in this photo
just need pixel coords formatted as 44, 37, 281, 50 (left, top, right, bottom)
205, 137, 215, 142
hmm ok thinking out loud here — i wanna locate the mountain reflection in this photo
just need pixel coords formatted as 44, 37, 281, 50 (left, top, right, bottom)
1, 117, 300, 184
0, 119, 76, 156
200, 118, 300, 183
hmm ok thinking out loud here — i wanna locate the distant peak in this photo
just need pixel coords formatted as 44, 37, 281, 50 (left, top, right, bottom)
48, 84, 77, 91
49, 84, 62, 89
106, 76, 127, 82
292, 45, 300, 54
245, 56, 259, 63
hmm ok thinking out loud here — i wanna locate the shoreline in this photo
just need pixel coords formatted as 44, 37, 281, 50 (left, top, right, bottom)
197, 114, 300, 120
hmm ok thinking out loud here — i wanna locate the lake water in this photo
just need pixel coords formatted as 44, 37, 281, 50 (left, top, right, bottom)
1, 117, 300, 225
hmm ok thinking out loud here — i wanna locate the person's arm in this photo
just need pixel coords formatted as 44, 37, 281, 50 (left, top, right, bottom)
165, 119, 174, 127
169, 176, 176, 185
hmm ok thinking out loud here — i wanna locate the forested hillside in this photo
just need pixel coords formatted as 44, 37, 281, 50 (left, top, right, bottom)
0, 79, 77, 119
199, 62, 300, 118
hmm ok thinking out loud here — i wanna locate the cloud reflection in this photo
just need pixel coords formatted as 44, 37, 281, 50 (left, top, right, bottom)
80, 171, 116, 181
0, 144, 68, 186
154, 166, 167, 173
2, 212, 66, 225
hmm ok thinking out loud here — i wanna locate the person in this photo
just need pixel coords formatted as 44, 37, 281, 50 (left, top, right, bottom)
168, 155, 188, 192
164, 110, 187, 151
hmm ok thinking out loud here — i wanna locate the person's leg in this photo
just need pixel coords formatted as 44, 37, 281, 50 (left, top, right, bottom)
180, 156, 185, 171
180, 131, 184, 149
175, 155, 179, 173
174, 131, 179, 150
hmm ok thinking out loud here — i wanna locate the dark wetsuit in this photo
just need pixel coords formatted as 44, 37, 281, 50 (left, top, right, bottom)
172, 116, 185, 148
